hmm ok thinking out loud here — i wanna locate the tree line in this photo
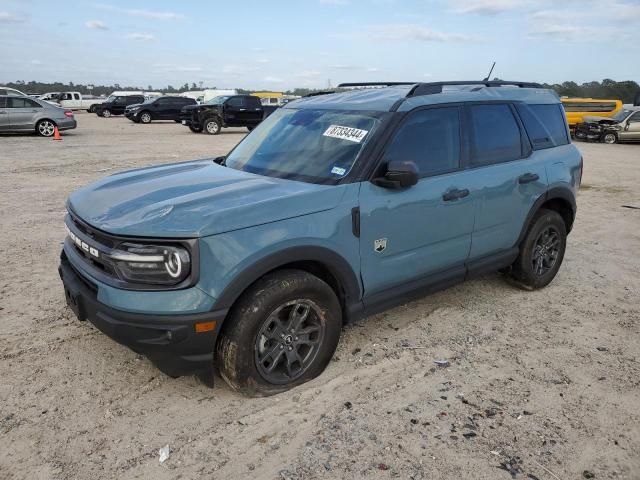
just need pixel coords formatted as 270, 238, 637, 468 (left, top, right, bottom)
4, 79, 639, 103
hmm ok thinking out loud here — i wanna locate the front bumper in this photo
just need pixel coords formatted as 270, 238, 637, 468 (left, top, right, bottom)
575, 129, 602, 141
124, 110, 139, 120
58, 252, 226, 377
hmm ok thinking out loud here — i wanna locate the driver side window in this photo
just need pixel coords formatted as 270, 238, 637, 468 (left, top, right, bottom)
629, 112, 640, 123
384, 107, 461, 177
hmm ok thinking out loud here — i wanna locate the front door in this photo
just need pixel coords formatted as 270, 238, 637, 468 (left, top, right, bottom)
224, 96, 245, 126
359, 106, 475, 300
0, 97, 8, 131
619, 111, 640, 141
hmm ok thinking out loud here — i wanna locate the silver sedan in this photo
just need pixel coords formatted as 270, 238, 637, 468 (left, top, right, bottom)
0, 95, 77, 137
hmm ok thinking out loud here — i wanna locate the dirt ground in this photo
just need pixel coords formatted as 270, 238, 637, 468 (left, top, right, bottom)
1, 113, 639, 480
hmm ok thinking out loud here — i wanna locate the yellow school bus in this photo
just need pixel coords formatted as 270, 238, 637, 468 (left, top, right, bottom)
561, 98, 623, 130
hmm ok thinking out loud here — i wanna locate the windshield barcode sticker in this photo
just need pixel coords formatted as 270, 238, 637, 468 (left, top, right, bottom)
323, 125, 369, 143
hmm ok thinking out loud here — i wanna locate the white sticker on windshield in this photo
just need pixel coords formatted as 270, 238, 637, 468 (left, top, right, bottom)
331, 166, 346, 176
323, 125, 369, 143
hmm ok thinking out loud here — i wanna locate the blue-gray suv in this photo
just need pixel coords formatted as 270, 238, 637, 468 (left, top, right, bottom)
59, 81, 582, 396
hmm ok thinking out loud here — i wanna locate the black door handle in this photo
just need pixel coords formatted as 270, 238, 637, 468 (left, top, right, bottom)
518, 173, 539, 184
443, 188, 469, 202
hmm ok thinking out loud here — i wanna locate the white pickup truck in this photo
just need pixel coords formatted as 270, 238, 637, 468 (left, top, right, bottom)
55, 92, 106, 112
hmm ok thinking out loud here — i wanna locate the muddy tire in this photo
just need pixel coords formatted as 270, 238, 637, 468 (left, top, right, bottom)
216, 270, 342, 397
511, 209, 567, 289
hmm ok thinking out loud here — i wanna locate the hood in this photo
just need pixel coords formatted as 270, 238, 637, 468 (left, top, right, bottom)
581, 116, 619, 125
68, 160, 345, 238
181, 104, 206, 112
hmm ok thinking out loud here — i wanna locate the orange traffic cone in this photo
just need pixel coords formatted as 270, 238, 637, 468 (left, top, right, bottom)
53, 126, 62, 141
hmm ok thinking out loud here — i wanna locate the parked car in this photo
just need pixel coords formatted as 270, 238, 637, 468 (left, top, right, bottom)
0, 86, 29, 97
59, 80, 582, 396
574, 108, 640, 143
0, 95, 76, 136
125, 96, 197, 124
38, 92, 61, 102
56, 92, 106, 112
179, 94, 264, 134
95, 95, 145, 118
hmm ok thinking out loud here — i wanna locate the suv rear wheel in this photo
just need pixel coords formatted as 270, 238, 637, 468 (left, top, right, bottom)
36, 119, 56, 137
204, 117, 221, 135
216, 270, 342, 396
511, 209, 566, 289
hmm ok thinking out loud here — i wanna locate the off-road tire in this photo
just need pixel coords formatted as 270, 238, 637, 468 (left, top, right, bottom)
216, 269, 342, 397
204, 117, 221, 135
511, 209, 566, 289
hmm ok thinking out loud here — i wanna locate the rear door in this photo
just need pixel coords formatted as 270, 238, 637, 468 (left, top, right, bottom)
224, 96, 245, 126
465, 103, 549, 260
8, 97, 43, 130
243, 96, 264, 125
359, 106, 476, 299
620, 111, 640, 141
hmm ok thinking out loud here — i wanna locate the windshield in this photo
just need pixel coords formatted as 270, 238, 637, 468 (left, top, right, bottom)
206, 96, 230, 105
225, 108, 381, 183
611, 109, 632, 122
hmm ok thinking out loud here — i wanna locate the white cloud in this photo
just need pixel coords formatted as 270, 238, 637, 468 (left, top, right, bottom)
125, 33, 155, 41
127, 9, 184, 20
31, 59, 42, 65
95, 4, 184, 21
295, 70, 322, 78
0, 11, 26, 23
366, 67, 379, 72
222, 65, 244, 75
365, 24, 474, 42
330, 64, 361, 70
153, 64, 202, 72
85, 20, 108, 30
450, 0, 529, 15
264, 76, 284, 83
257, 58, 270, 64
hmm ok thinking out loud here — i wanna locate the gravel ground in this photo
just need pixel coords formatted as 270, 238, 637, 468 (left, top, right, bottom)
1, 114, 639, 480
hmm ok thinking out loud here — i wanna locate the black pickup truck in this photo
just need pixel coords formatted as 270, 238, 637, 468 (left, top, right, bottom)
180, 94, 276, 134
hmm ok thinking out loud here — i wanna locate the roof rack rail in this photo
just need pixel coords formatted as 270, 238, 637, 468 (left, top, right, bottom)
304, 90, 336, 97
407, 80, 542, 97
338, 82, 417, 88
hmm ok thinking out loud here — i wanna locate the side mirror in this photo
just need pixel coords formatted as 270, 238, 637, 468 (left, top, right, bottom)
372, 161, 419, 189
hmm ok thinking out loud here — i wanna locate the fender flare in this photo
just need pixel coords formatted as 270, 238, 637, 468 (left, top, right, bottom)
516, 187, 576, 246
212, 246, 362, 313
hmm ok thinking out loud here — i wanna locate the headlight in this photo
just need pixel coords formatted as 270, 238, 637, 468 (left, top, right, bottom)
111, 243, 191, 285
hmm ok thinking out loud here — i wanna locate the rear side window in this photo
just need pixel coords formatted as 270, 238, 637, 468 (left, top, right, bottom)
246, 96, 262, 109
384, 107, 461, 177
470, 104, 522, 165
0, 97, 6, 108
516, 103, 568, 149
8, 97, 40, 108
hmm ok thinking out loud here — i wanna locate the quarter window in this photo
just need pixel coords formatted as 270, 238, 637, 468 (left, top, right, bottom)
516, 103, 569, 149
470, 104, 522, 165
384, 107, 461, 176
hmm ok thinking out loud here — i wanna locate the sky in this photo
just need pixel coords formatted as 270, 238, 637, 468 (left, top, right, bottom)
0, 0, 638, 90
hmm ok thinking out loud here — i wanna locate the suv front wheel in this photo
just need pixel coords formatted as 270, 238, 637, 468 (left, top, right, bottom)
216, 270, 342, 396
511, 209, 567, 289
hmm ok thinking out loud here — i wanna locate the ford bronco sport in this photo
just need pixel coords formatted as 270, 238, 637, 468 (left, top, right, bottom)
59, 81, 582, 396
